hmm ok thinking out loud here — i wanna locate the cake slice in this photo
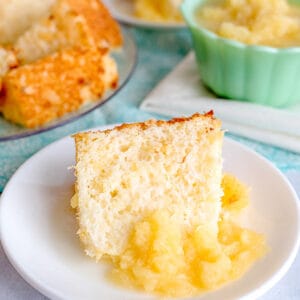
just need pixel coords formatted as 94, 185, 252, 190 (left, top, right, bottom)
0, 46, 18, 93
53, 0, 123, 49
0, 0, 54, 45
72, 113, 224, 260
0, 47, 18, 77
14, 0, 123, 64
0, 46, 118, 128
14, 16, 65, 64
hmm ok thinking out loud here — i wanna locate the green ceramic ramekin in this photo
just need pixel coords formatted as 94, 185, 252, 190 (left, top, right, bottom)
181, 0, 300, 107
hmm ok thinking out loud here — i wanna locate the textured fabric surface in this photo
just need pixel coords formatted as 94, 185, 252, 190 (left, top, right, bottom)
1, 27, 300, 191
0, 27, 300, 300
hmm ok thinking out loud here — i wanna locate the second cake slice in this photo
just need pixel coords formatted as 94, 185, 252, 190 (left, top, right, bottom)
72, 112, 224, 260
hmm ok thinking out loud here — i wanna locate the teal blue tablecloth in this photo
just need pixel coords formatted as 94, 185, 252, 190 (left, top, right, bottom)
1, 27, 300, 192
0, 27, 300, 300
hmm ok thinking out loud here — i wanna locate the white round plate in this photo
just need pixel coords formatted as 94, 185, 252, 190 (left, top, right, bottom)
0, 126, 300, 300
103, 0, 186, 29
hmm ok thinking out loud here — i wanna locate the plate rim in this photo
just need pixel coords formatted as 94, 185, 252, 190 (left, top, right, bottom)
0, 128, 300, 300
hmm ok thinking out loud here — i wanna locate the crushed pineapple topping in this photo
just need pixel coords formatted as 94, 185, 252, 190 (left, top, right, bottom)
108, 174, 267, 297
197, 0, 300, 47
134, 0, 183, 23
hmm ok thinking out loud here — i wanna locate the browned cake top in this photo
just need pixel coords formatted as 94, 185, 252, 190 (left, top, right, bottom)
1, 47, 118, 128
54, 0, 123, 48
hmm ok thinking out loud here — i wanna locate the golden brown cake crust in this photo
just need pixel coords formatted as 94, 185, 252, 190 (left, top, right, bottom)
74, 111, 219, 141
1, 47, 118, 128
0, 0, 122, 128
54, 0, 123, 48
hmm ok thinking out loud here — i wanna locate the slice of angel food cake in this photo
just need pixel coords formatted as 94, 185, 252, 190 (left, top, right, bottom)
71, 112, 267, 298
0, 0, 123, 128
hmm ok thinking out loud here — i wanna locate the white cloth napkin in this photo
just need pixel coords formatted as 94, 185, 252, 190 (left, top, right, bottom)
140, 52, 300, 153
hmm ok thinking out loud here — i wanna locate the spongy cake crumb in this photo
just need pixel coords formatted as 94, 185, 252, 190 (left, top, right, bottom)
109, 174, 267, 298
